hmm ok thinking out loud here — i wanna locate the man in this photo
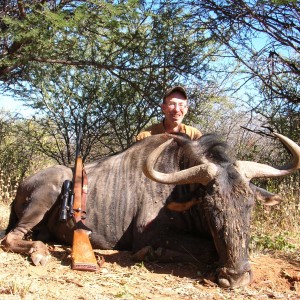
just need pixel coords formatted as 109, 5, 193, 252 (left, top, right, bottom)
136, 86, 202, 141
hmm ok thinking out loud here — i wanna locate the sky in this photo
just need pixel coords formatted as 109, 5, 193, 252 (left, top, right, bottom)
0, 95, 33, 116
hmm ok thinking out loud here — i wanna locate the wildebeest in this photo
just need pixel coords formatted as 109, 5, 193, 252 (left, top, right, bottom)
1, 132, 300, 289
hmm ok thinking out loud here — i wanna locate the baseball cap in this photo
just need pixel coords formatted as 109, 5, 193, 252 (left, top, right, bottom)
163, 86, 187, 101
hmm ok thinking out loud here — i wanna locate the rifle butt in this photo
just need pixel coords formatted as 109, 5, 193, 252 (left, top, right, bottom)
72, 229, 98, 271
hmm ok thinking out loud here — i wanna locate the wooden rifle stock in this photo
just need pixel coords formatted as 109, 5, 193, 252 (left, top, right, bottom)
71, 131, 98, 271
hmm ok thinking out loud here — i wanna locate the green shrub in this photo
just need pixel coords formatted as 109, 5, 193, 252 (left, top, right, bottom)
250, 232, 296, 252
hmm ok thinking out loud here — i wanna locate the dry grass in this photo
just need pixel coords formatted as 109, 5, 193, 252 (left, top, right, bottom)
0, 171, 18, 205
0, 236, 300, 300
250, 176, 300, 253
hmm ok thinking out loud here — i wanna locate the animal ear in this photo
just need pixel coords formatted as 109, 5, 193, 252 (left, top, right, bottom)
256, 192, 282, 206
166, 198, 200, 212
250, 183, 281, 206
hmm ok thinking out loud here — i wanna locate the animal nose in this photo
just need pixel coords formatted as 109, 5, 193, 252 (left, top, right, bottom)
218, 270, 252, 289
217, 262, 253, 288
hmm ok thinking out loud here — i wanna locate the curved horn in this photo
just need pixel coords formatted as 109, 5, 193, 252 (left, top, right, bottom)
143, 138, 218, 185
235, 132, 300, 180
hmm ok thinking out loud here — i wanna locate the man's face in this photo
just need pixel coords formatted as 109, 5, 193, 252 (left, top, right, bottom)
161, 91, 188, 126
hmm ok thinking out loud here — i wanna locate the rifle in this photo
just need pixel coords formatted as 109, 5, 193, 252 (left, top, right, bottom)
59, 180, 72, 222
70, 126, 98, 271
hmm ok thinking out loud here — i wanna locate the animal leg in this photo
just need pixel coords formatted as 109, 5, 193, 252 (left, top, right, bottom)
132, 234, 217, 264
2, 190, 57, 265
132, 246, 208, 263
2, 228, 51, 266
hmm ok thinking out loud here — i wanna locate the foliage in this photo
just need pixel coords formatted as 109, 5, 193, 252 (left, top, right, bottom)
1, 0, 231, 162
189, 0, 300, 101
0, 1, 218, 87
251, 97, 300, 140
180, 0, 300, 132
0, 111, 55, 187
0, 169, 18, 204
2, 1, 300, 121
251, 172, 300, 252
250, 232, 296, 252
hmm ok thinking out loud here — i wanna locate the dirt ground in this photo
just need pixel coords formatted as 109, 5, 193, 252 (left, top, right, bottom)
1, 202, 300, 300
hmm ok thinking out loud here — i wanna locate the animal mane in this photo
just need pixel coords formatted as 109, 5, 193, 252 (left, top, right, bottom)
199, 134, 235, 164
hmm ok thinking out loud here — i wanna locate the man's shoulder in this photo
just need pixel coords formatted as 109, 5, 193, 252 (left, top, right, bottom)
136, 122, 164, 141
183, 123, 200, 131
182, 124, 202, 140
145, 122, 163, 131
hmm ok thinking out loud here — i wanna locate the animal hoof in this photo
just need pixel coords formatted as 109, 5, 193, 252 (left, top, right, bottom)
29, 242, 51, 266
218, 278, 230, 288
132, 246, 153, 261
31, 252, 51, 266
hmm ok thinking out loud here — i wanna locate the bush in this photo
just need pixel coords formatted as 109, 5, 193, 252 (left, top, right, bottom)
0, 170, 18, 204
251, 174, 300, 252
250, 232, 296, 252
0, 112, 55, 204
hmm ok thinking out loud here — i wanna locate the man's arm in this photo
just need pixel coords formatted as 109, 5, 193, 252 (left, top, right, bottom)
184, 124, 202, 140
136, 131, 152, 141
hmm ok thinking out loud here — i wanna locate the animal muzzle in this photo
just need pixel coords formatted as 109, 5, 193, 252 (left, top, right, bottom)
217, 262, 253, 289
